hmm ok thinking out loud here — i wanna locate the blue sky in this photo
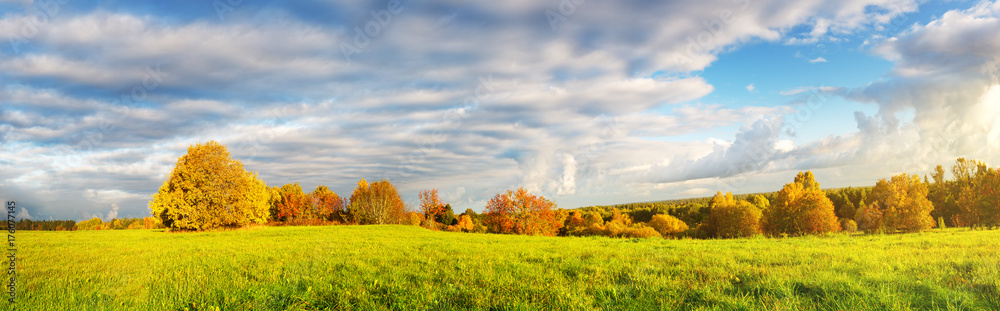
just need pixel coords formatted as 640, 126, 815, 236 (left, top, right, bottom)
2, 0, 1000, 221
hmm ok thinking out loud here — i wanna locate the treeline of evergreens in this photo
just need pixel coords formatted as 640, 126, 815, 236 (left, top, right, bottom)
15, 217, 165, 231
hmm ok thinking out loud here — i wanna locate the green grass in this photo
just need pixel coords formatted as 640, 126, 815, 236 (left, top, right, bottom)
5, 226, 999, 310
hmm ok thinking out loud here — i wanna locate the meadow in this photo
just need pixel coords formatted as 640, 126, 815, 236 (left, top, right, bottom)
6, 225, 999, 310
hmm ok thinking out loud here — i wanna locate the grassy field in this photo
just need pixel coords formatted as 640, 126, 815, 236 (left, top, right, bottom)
5, 226, 999, 310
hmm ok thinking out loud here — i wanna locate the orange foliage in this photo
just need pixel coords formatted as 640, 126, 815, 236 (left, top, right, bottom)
419, 189, 445, 220
311, 185, 344, 221
483, 188, 561, 236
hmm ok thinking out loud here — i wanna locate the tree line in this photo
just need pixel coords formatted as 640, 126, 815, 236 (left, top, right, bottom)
19, 141, 1000, 240
15, 217, 165, 231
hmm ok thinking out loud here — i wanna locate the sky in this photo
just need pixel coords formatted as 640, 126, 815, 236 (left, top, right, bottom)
2, 0, 1000, 221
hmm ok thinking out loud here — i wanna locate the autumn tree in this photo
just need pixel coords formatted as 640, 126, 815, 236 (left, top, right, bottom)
419, 189, 445, 220
437, 204, 457, 226
865, 173, 935, 232
150, 141, 270, 230
311, 185, 344, 222
483, 188, 561, 236
704, 192, 761, 238
763, 171, 840, 236
648, 214, 689, 237
271, 183, 312, 222
349, 178, 406, 225
955, 165, 1000, 228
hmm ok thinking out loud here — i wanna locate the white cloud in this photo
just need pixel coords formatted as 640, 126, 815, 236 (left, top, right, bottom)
106, 203, 120, 221
15, 207, 31, 220
809, 57, 829, 63
746, 83, 756, 92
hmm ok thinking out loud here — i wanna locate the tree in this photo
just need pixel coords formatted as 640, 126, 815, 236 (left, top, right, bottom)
150, 141, 270, 230
272, 183, 312, 222
437, 204, 457, 226
451, 214, 475, 232
763, 171, 840, 236
955, 165, 1000, 228
348, 178, 406, 225
866, 173, 935, 232
855, 201, 884, 232
419, 189, 445, 221
647, 214, 689, 237
483, 188, 561, 236
311, 185, 344, 222
704, 192, 761, 238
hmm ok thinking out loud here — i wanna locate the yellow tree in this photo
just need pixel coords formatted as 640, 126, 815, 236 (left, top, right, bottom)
647, 214, 689, 237
763, 171, 840, 236
349, 178, 406, 225
150, 141, 270, 230
867, 173, 935, 232
705, 192, 762, 238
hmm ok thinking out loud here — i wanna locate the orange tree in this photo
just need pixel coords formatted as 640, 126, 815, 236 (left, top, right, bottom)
419, 189, 446, 221
271, 183, 312, 222
311, 185, 344, 222
483, 188, 561, 236
763, 171, 840, 236
149, 141, 269, 230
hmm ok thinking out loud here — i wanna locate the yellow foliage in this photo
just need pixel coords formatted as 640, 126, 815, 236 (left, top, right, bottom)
648, 214, 689, 236
149, 141, 270, 230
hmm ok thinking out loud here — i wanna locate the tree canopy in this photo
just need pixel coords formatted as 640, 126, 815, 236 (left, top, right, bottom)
149, 141, 270, 230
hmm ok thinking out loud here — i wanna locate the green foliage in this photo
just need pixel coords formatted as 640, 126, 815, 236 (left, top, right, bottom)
149, 141, 270, 230
436, 204, 456, 226
15, 219, 76, 231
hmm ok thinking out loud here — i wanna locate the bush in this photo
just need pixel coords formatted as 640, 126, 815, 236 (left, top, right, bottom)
840, 218, 858, 232
407, 212, 424, 226
648, 214, 689, 237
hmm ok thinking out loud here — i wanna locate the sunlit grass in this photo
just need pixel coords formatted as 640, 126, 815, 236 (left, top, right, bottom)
6, 226, 999, 310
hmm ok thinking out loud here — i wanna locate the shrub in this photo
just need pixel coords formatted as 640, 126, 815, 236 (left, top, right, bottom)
840, 218, 858, 232
647, 214, 689, 237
